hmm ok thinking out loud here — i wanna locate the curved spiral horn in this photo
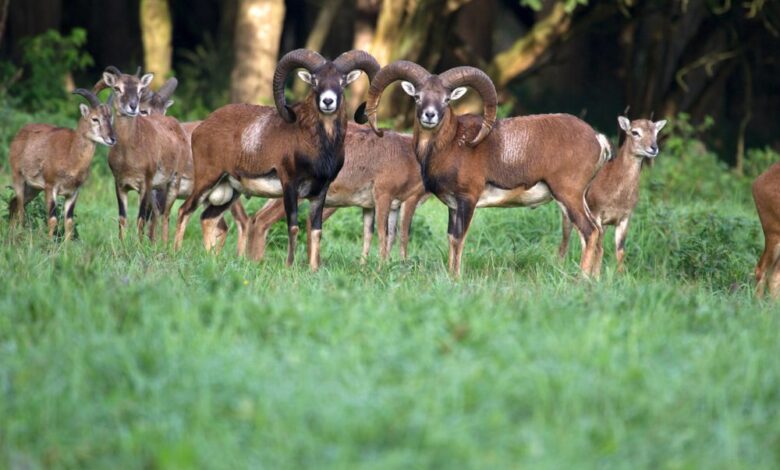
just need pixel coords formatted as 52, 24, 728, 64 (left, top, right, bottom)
361, 60, 431, 136
438, 66, 498, 147
156, 77, 179, 101
272, 49, 328, 123
72, 88, 101, 108
333, 50, 380, 84
93, 65, 123, 94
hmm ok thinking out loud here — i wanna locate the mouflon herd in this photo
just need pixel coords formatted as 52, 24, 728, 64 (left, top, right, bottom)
7, 48, 778, 297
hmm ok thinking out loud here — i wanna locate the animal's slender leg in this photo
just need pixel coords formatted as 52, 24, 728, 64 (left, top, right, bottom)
447, 208, 457, 273
201, 195, 237, 253
282, 181, 299, 267
398, 195, 422, 260
614, 216, 631, 273
558, 210, 573, 260
361, 208, 374, 263
307, 186, 329, 271
374, 195, 392, 261
554, 192, 598, 277
386, 208, 399, 257
45, 186, 57, 239
247, 199, 285, 261
451, 198, 477, 278
62, 191, 79, 241
755, 236, 780, 298
115, 183, 129, 241
230, 201, 250, 257
173, 174, 223, 251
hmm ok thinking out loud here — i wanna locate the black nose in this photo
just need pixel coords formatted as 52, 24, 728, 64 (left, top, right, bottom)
323, 97, 334, 106
651, 144, 658, 153
424, 111, 436, 120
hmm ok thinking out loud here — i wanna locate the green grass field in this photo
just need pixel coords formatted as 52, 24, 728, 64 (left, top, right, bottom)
1, 146, 779, 468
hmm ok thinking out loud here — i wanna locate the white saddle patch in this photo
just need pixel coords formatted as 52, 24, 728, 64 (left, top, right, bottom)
241, 114, 271, 153
477, 182, 552, 208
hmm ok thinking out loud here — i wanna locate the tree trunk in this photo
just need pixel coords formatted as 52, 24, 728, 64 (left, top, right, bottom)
140, 0, 172, 88
487, 1, 572, 89
0, 0, 10, 49
370, 0, 472, 122
230, 0, 286, 104
347, 0, 378, 110
293, 0, 345, 95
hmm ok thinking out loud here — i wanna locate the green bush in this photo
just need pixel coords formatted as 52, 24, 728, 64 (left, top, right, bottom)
743, 146, 780, 180
171, 34, 232, 121
643, 113, 750, 204
6, 28, 93, 114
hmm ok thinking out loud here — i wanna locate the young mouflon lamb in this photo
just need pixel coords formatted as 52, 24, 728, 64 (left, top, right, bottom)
559, 116, 666, 274
9, 89, 116, 239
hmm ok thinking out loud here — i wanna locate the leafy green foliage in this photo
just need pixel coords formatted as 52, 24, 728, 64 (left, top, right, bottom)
644, 113, 750, 204
743, 146, 780, 180
11, 28, 94, 113
170, 34, 232, 121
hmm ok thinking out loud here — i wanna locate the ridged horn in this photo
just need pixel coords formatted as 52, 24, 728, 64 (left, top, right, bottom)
272, 49, 327, 123
156, 77, 179, 101
72, 88, 101, 108
362, 60, 431, 136
438, 66, 497, 147
333, 50, 380, 84
93, 65, 123, 94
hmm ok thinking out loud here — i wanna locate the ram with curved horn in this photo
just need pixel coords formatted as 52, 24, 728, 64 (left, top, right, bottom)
173, 49, 380, 271
245, 121, 427, 264
9, 88, 116, 239
359, 61, 612, 277
94, 66, 190, 243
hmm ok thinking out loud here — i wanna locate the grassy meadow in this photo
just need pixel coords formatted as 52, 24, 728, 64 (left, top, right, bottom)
1, 110, 779, 468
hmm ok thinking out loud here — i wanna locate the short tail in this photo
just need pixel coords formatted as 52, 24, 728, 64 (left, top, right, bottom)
596, 133, 613, 164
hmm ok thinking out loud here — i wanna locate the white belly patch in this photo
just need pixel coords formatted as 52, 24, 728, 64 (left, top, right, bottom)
477, 182, 552, 208
228, 175, 283, 198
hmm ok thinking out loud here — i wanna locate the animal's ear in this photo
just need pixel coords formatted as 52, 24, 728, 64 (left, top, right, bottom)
164, 100, 175, 113
103, 72, 117, 87
79, 103, 90, 118
297, 70, 314, 85
345, 70, 362, 85
654, 119, 667, 133
449, 87, 468, 101
400, 81, 416, 97
140, 73, 154, 88
618, 116, 631, 132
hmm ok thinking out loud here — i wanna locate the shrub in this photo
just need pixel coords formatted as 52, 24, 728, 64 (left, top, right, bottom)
643, 113, 750, 204
743, 146, 780, 180
11, 28, 94, 114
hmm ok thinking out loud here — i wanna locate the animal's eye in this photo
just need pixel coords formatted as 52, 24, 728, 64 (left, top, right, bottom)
631, 130, 640, 136
140, 110, 148, 116
91, 117, 99, 123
